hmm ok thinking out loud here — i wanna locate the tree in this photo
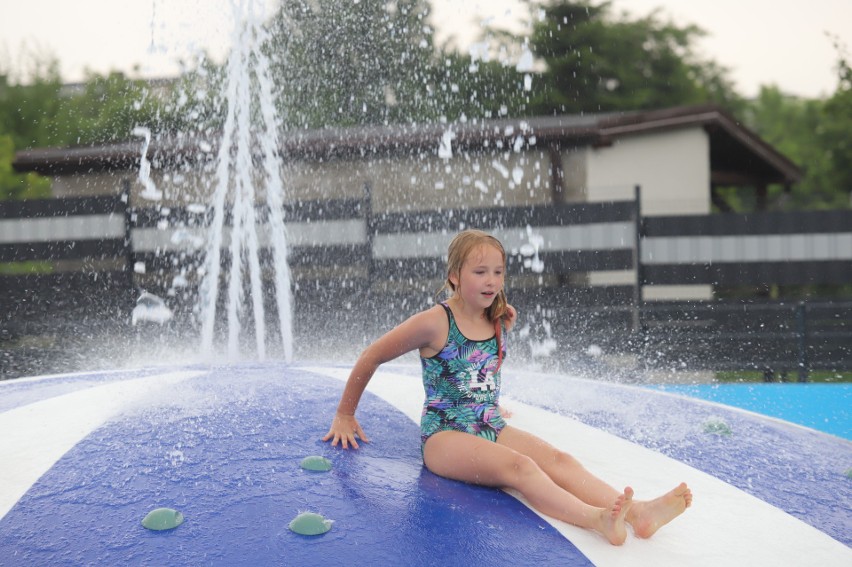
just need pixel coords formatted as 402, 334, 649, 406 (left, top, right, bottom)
0, 51, 195, 201
521, 0, 741, 115
50, 72, 175, 145
420, 50, 529, 123
721, 48, 852, 213
0, 134, 50, 200
735, 86, 840, 210
0, 58, 63, 200
820, 52, 852, 206
0, 60, 64, 149
267, 0, 437, 129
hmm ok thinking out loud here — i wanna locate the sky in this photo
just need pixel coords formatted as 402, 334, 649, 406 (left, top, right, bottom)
1, 0, 850, 99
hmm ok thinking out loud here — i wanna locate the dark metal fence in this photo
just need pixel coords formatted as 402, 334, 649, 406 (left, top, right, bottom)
635, 300, 851, 381
2, 190, 851, 380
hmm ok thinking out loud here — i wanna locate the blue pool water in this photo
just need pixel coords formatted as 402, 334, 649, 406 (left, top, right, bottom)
646, 383, 851, 441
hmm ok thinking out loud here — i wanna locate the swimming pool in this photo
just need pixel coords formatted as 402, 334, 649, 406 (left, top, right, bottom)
645, 383, 851, 440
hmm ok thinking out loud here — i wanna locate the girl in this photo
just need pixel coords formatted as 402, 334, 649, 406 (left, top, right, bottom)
323, 229, 691, 545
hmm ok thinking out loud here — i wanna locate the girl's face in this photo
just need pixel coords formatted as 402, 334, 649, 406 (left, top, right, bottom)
450, 244, 505, 310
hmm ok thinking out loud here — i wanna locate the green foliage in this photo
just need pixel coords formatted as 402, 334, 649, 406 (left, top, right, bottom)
523, 0, 742, 115
422, 53, 528, 122
715, 370, 852, 383
724, 49, 852, 213
51, 72, 167, 145
820, 54, 852, 203
0, 260, 52, 275
267, 0, 437, 128
735, 86, 839, 210
48, 69, 213, 147
263, 0, 747, 128
0, 134, 50, 200
162, 59, 227, 135
0, 61, 64, 149
0, 58, 57, 200
0, 50, 215, 201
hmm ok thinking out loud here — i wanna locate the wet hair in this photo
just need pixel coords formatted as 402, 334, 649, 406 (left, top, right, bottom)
439, 229, 509, 324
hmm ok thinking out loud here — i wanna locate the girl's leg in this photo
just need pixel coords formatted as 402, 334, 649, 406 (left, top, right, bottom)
423, 430, 633, 545
497, 425, 621, 506
497, 425, 692, 538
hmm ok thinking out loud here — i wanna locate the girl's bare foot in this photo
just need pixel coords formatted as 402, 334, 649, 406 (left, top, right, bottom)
599, 486, 634, 545
628, 482, 692, 539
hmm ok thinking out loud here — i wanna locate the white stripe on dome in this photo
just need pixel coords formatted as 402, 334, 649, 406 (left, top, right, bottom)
0, 370, 204, 521
305, 366, 850, 567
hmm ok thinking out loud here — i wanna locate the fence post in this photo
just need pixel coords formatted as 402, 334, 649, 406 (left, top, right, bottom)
632, 185, 644, 332
121, 178, 134, 287
363, 182, 374, 290
796, 301, 808, 382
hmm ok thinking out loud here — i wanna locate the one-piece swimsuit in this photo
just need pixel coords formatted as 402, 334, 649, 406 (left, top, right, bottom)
420, 302, 507, 452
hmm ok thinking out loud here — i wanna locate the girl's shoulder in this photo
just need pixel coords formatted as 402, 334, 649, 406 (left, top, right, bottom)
395, 304, 450, 337
405, 304, 451, 357
420, 303, 451, 326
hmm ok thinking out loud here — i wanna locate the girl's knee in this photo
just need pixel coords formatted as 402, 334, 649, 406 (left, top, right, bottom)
537, 448, 585, 479
506, 453, 542, 484
552, 449, 581, 469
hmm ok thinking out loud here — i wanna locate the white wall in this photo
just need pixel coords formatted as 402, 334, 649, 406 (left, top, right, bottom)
582, 127, 713, 299
585, 127, 711, 216
51, 147, 555, 214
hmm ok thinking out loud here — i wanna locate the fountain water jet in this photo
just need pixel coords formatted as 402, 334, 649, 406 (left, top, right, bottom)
198, 0, 292, 362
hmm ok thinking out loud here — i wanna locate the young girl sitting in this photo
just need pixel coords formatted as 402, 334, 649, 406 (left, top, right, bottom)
323, 229, 692, 545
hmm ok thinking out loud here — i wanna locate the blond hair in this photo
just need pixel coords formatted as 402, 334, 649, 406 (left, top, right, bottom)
439, 229, 510, 324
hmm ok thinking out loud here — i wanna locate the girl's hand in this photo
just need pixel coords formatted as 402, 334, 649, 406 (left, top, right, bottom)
322, 412, 370, 449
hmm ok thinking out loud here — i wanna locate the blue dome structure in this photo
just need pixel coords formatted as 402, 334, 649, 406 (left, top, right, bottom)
1, 362, 849, 565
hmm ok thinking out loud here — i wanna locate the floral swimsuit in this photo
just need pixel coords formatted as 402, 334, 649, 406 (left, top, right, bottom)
420, 303, 507, 453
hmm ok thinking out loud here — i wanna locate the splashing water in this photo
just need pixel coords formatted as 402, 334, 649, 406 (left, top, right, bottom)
198, 0, 292, 362
131, 126, 163, 201
131, 1, 543, 366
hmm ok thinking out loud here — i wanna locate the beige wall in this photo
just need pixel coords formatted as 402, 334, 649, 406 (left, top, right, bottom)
558, 149, 588, 203
281, 148, 555, 213
52, 168, 214, 208
368, 149, 554, 212
51, 171, 129, 198
52, 148, 556, 214
579, 127, 713, 299
585, 127, 711, 216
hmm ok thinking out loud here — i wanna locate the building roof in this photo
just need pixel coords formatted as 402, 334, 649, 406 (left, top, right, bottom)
13, 104, 801, 186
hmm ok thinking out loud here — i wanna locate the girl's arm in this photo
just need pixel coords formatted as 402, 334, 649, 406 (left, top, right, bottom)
496, 304, 518, 420
322, 306, 445, 449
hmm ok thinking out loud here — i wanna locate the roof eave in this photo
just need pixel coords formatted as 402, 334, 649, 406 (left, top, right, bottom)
12, 106, 802, 186
596, 105, 803, 185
